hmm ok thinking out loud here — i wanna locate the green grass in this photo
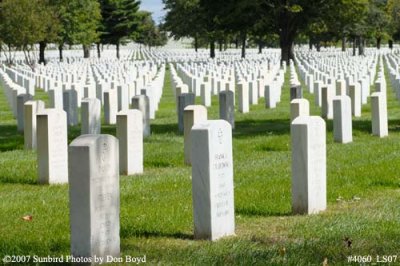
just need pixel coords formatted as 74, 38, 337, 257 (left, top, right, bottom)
0, 64, 399, 265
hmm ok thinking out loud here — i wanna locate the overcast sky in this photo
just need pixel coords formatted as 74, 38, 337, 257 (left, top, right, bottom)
140, 0, 165, 24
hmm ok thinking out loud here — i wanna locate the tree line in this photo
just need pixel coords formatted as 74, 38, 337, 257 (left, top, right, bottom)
0, 0, 167, 66
163, 0, 400, 63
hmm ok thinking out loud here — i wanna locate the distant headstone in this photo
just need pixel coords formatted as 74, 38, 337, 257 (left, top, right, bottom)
104, 89, 118, 125
132, 95, 151, 137
219, 91, 235, 129
183, 105, 208, 165
24, 100, 45, 150
371, 92, 388, 138
191, 120, 235, 241
349, 83, 361, 117
265, 84, 276, 108
37, 109, 68, 184
116, 110, 143, 175
314, 81, 323, 107
81, 98, 101, 135
178, 93, 195, 133
49, 89, 63, 109
117, 85, 129, 111
63, 90, 79, 126
291, 116, 326, 214
290, 99, 309, 122
333, 96, 352, 143
69, 134, 120, 261
290, 85, 302, 100
200, 83, 211, 107
238, 83, 249, 113
17, 94, 33, 132
321, 86, 333, 119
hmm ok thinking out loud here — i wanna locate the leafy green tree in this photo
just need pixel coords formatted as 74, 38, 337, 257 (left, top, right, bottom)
387, 0, 400, 45
366, 0, 391, 49
263, 0, 336, 64
100, 0, 141, 59
51, 0, 101, 59
163, 0, 204, 52
135, 11, 167, 49
0, 0, 51, 67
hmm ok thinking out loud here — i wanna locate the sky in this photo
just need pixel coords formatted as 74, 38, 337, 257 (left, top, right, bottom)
140, 0, 166, 24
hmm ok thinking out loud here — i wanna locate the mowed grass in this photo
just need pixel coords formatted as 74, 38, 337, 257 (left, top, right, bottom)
0, 64, 399, 265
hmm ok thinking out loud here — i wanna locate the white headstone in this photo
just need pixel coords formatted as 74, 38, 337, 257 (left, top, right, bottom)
37, 109, 68, 184
371, 92, 388, 138
333, 96, 352, 143
81, 98, 101, 135
183, 105, 208, 165
69, 134, 120, 261
24, 100, 45, 150
291, 116, 326, 214
191, 120, 235, 241
290, 99, 310, 122
116, 110, 143, 175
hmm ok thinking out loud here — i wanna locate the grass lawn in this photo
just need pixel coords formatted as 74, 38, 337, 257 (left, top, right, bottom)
0, 64, 399, 265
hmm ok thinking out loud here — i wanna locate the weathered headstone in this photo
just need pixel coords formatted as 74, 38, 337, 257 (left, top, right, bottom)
219, 91, 235, 129
37, 109, 68, 184
183, 105, 208, 165
191, 120, 235, 241
116, 110, 143, 175
333, 96, 352, 143
291, 116, 326, 214
69, 134, 120, 261
81, 98, 101, 135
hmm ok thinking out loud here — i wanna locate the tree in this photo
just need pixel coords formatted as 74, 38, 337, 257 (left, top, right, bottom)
262, 0, 337, 64
387, 0, 400, 45
366, 0, 391, 49
135, 11, 167, 49
0, 0, 50, 67
56, 0, 101, 59
221, 0, 264, 58
163, 0, 204, 52
100, 0, 140, 59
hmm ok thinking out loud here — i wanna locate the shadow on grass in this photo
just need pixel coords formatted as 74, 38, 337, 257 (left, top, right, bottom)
235, 207, 292, 218
0, 175, 37, 185
151, 123, 180, 136
0, 124, 24, 151
234, 119, 290, 138
121, 228, 193, 240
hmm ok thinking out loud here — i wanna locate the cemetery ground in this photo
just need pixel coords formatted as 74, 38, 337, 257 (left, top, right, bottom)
0, 65, 399, 265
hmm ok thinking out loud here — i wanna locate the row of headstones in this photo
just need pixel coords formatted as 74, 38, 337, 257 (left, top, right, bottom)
21, 104, 145, 185
294, 54, 387, 122
290, 65, 388, 139
175, 81, 288, 134
385, 54, 400, 100
4, 64, 163, 132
